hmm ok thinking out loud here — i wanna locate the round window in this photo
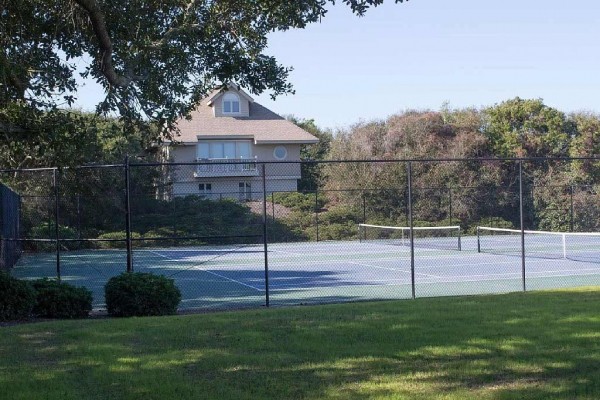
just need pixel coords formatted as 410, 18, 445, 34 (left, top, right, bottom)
273, 146, 288, 160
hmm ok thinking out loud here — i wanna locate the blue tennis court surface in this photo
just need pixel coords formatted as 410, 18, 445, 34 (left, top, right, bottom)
11, 236, 600, 310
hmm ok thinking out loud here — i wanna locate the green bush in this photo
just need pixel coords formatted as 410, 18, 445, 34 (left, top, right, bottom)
29, 222, 76, 239
25, 222, 78, 251
97, 231, 142, 248
105, 273, 181, 317
0, 272, 36, 321
273, 192, 326, 212
32, 279, 93, 319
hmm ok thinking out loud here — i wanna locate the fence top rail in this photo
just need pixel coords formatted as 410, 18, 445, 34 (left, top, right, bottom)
2, 156, 600, 173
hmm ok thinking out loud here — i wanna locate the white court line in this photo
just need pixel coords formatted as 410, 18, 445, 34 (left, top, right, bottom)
144, 250, 263, 292
199, 269, 263, 292
346, 261, 444, 279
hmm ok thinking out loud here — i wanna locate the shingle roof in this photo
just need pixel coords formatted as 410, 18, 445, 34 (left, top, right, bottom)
172, 94, 319, 144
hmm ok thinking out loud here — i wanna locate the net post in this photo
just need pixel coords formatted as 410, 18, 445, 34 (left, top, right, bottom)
261, 163, 270, 307
407, 161, 415, 299
457, 226, 461, 251
562, 233, 567, 259
53, 168, 61, 282
476, 226, 481, 253
358, 224, 362, 243
519, 161, 526, 292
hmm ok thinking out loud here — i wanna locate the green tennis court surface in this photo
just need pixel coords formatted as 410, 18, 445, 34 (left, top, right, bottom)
10, 235, 600, 310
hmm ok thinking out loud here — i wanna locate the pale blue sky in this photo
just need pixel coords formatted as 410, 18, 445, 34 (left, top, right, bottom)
74, 0, 600, 130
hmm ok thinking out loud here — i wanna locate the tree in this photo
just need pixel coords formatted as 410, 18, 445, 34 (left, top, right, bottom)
0, 104, 151, 168
484, 98, 575, 158
1, 0, 407, 138
286, 116, 333, 190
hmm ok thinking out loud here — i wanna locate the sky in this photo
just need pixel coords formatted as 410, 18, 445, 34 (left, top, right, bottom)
73, 0, 600, 131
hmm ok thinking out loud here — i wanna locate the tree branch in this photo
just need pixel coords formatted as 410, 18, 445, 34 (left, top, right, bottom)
72, 0, 132, 87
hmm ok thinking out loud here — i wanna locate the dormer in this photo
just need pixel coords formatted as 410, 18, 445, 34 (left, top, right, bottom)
206, 83, 253, 118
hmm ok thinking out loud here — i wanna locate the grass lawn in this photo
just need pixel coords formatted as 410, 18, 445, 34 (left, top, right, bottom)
1, 288, 599, 400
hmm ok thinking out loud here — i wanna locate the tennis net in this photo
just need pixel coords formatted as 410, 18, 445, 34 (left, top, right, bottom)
477, 226, 600, 263
358, 223, 462, 251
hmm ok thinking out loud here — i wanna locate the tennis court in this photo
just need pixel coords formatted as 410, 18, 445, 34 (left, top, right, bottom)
11, 226, 600, 310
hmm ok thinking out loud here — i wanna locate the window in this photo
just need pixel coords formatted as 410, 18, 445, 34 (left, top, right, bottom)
273, 146, 288, 160
239, 182, 251, 201
197, 141, 253, 159
199, 183, 212, 197
222, 93, 240, 114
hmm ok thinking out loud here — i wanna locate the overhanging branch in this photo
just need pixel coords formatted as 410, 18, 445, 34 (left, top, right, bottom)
72, 0, 131, 87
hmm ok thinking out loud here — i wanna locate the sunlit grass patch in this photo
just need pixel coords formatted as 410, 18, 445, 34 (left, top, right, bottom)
1, 287, 599, 400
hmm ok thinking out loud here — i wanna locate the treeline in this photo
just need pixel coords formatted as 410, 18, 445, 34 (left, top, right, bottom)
301, 98, 600, 233
2, 98, 600, 245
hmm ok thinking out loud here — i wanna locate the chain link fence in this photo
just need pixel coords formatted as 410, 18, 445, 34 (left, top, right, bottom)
2, 157, 599, 311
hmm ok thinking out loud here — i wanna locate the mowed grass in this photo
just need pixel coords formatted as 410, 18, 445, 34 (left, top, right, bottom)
1, 288, 599, 400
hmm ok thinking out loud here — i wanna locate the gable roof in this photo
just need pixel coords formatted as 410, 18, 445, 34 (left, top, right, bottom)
172, 86, 319, 145
206, 83, 254, 105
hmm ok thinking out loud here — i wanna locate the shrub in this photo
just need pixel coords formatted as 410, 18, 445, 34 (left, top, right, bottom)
26, 223, 78, 251
29, 222, 77, 239
273, 192, 326, 212
105, 273, 181, 317
32, 279, 93, 319
97, 231, 142, 249
0, 272, 36, 321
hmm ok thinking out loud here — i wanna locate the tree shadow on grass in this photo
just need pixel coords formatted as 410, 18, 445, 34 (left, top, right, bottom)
1, 289, 599, 399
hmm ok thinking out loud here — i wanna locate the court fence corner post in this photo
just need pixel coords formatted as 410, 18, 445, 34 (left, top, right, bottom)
125, 155, 133, 273
261, 163, 269, 307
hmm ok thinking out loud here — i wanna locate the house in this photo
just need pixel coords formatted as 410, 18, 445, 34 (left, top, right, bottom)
163, 83, 319, 200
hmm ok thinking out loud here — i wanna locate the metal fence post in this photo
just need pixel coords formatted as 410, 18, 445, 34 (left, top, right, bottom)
519, 161, 526, 292
362, 191, 366, 224
407, 161, 415, 299
448, 186, 453, 224
315, 188, 319, 242
570, 185, 574, 232
124, 156, 133, 273
271, 192, 275, 221
53, 168, 61, 282
261, 163, 270, 307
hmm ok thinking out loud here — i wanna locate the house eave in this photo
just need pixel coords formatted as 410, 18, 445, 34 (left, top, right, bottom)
254, 139, 319, 145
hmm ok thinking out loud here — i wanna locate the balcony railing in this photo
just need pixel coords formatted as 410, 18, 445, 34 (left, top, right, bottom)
194, 158, 259, 177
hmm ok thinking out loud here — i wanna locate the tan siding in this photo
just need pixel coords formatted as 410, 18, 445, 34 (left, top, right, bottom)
213, 90, 249, 118
253, 144, 301, 162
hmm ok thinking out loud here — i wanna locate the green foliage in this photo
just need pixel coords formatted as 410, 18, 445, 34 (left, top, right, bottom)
2, 0, 406, 134
287, 117, 333, 190
272, 192, 326, 212
31, 279, 92, 319
0, 271, 36, 321
97, 231, 142, 249
484, 98, 574, 158
105, 273, 181, 317
0, 105, 149, 169
26, 223, 77, 251
30, 222, 76, 239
